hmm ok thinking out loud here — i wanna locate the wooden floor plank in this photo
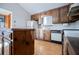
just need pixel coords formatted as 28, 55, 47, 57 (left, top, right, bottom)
34, 40, 62, 55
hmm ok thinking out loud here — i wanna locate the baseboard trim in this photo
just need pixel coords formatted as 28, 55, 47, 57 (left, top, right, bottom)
51, 40, 62, 44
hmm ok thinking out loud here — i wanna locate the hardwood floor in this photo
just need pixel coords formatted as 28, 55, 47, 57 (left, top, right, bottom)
34, 40, 62, 55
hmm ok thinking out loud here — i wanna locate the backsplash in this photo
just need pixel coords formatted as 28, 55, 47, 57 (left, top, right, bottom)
41, 20, 79, 30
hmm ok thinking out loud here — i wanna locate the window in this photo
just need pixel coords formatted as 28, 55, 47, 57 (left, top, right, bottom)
0, 16, 5, 28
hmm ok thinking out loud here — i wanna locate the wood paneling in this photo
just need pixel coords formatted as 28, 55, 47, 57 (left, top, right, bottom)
12, 29, 35, 55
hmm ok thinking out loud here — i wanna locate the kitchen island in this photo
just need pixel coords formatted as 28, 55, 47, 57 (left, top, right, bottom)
12, 28, 35, 55
63, 37, 79, 55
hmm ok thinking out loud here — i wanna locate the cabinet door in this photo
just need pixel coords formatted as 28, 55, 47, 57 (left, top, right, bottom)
13, 29, 34, 55
31, 14, 40, 21
51, 9, 60, 24
31, 15, 37, 21
13, 30, 27, 55
44, 30, 51, 41
60, 6, 69, 23
25, 30, 34, 54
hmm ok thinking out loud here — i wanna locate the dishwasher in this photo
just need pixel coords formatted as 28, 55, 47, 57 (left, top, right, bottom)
51, 30, 63, 43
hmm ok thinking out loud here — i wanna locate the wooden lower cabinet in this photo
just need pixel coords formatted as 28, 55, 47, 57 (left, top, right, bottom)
12, 29, 34, 55
43, 30, 51, 41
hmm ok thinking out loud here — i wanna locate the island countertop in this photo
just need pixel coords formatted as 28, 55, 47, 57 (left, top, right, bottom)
64, 37, 79, 55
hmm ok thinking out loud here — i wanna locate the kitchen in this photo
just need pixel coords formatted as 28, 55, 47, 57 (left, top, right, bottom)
0, 3, 79, 55
31, 3, 79, 55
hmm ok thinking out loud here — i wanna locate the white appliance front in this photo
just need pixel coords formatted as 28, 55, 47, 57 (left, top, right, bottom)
51, 32, 62, 42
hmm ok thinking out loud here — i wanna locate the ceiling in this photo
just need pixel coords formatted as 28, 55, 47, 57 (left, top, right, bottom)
0, 8, 12, 15
19, 3, 69, 15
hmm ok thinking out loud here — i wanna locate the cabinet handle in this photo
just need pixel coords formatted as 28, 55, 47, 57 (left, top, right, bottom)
22, 40, 30, 45
25, 41, 30, 45
14, 38, 17, 41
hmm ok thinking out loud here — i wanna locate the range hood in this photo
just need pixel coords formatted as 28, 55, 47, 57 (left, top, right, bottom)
68, 3, 79, 16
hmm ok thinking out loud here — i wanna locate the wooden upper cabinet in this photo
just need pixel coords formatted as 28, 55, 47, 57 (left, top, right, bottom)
4, 15, 11, 28
51, 8, 60, 24
31, 12, 47, 23
31, 5, 70, 24
31, 13, 41, 21
59, 5, 69, 23
31, 14, 38, 21
40, 12, 47, 17
46, 11, 51, 16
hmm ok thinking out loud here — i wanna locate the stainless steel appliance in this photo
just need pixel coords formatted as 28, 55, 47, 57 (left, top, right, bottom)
68, 3, 79, 16
63, 29, 79, 55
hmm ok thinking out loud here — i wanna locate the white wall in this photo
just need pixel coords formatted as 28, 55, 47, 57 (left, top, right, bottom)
0, 3, 31, 28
